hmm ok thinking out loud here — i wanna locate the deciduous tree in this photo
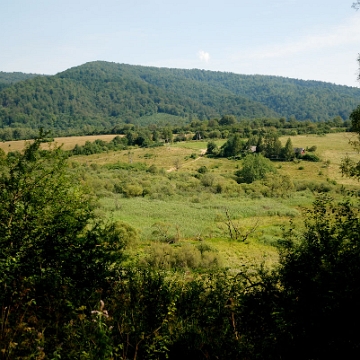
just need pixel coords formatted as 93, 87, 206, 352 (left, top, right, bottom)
0, 135, 126, 357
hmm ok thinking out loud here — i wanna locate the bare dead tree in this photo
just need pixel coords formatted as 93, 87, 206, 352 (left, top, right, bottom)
223, 207, 259, 242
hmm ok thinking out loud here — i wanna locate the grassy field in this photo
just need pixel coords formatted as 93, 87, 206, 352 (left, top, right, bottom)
62, 132, 359, 269
2, 132, 359, 270
279, 133, 360, 185
0, 134, 120, 152
71, 133, 360, 184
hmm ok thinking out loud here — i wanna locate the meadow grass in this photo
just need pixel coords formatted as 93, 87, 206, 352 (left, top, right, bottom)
0, 134, 120, 153
3, 132, 358, 269
280, 133, 360, 185
100, 194, 302, 240
174, 139, 226, 150
97, 190, 311, 268
74, 132, 359, 268
71, 133, 360, 183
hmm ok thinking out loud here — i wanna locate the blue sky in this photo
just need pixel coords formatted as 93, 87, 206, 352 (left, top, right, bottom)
1, 0, 359, 87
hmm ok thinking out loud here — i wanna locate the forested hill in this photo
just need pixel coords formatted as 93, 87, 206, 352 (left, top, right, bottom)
0, 61, 359, 135
0, 71, 39, 91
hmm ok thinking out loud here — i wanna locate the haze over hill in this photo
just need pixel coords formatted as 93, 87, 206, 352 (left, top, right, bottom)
0, 61, 359, 136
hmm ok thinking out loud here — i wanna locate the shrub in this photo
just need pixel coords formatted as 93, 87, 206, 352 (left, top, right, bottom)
201, 173, 216, 187
300, 153, 320, 162
197, 165, 208, 174
146, 164, 158, 174
143, 242, 221, 270
307, 145, 317, 152
123, 184, 144, 197
235, 154, 277, 184
262, 173, 294, 197
206, 141, 219, 156
0, 136, 126, 358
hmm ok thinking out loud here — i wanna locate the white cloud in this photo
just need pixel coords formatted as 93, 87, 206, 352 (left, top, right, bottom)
198, 50, 210, 62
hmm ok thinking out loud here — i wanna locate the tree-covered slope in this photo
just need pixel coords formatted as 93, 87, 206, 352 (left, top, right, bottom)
0, 61, 359, 135
97, 62, 360, 121
177, 70, 360, 121
0, 71, 39, 91
0, 62, 276, 133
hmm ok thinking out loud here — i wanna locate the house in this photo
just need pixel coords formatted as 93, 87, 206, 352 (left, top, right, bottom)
294, 147, 305, 155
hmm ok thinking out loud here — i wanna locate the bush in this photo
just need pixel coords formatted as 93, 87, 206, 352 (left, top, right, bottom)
262, 173, 294, 197
197, 165, 208, 174
231, 197, 360, 359
0, 137, 126, 358
206, 141, 219, 156
143, 242, 221, 270
147, 164, 158, 173
300, 153, 320, 162
123, 184, 144, 197
235, 154, 277, 184
307, 145, 317, 152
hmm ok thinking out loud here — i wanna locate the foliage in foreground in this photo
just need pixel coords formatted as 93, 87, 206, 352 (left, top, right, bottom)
1, 135, 360, 359
0, 137, 127, 358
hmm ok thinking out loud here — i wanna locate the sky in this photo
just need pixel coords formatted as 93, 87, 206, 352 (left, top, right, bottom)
1, 0, 360, 87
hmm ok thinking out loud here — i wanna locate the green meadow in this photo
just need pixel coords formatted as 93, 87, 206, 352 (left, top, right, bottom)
2, 132, 357, 269
62, 132, 360, 270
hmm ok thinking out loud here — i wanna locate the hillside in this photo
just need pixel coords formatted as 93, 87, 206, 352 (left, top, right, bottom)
0, 71, 39, 91
0, 61, 359, 136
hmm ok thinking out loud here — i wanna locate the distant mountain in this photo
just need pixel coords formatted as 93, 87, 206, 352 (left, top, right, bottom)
0, 61, 359, 136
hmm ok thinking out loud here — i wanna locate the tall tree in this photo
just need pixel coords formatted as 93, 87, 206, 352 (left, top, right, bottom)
281, 137, 295, 161
264, 133, 282, 159
220, 133, 244, 157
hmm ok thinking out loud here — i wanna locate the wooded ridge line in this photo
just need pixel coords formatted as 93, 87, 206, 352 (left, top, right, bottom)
0, 61, 359, 138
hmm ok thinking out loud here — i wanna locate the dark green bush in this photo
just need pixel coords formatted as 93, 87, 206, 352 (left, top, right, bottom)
301, 153, 320, 162
236, 154, 277, 184
197, 165, 208, 174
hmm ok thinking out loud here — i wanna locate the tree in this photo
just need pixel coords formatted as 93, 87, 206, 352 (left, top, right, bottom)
244, 135, 257, 151
264, 133, 282, 159
256, 135, 264, 154
237, 196, 360, 359
219, 115, 236, 126
0, 135, 126, 357
162, 127, 173, 143
276, 197, 360, 358
220, 133, 244, 157
340, 104, 360, 179
206, 140, 219, 156
235, 153, 277, 183
350, 104, 360, 133
281, 137, 294, 161
219, 114, 236, 126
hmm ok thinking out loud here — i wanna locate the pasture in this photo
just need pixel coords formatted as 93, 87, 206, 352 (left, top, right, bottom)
2, 132, 358, 269
64, 132, 359, 269
0, 134, 119, 152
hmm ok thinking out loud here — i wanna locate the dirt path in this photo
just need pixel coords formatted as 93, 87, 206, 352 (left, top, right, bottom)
167, 149, 206, 172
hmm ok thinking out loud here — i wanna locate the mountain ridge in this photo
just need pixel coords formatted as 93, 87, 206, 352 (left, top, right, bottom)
0, 61, 359, 136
